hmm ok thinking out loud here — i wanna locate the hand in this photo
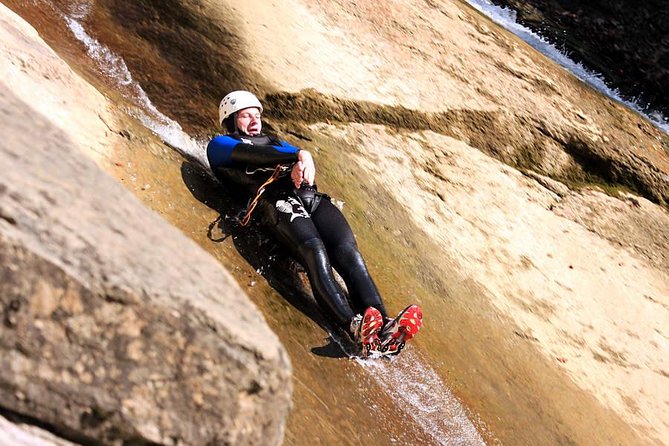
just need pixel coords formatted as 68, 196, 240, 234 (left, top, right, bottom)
291, 150, 316, 188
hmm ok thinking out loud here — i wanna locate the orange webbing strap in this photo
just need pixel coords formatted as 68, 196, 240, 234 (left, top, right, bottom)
240, 165, 283, 226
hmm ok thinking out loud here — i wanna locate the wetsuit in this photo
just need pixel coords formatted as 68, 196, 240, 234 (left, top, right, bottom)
207, 132, 388, 328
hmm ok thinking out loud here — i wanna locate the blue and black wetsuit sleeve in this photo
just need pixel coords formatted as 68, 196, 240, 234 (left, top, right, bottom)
207, 135, 300, 169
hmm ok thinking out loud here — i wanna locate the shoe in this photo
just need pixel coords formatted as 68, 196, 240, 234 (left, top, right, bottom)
350, 307, 383, 357
378, 304, 423, 356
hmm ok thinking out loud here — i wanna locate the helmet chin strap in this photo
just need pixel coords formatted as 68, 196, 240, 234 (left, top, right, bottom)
231, 112, 238, 133
224, 112, 239, 134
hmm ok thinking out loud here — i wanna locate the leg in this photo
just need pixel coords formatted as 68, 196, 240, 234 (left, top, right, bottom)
310, 199, 388, 320
266, 196, 355, 328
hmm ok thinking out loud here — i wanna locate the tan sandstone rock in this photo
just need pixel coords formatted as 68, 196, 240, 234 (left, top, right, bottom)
0, 17, 292, 444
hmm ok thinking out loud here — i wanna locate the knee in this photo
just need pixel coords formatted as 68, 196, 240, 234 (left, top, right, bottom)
296, 237, 327, 262
331, 241, 364, 267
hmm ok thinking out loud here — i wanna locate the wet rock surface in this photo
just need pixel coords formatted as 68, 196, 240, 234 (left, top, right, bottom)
3, 0, 669, 445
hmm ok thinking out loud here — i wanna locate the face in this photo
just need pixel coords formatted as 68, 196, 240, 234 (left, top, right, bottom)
236, 107, 262, 136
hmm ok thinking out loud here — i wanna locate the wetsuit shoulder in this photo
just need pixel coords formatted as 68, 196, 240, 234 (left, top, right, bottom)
207, 135, 241, 168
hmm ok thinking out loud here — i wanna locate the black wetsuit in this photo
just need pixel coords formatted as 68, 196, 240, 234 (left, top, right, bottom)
207, 132, 388, 328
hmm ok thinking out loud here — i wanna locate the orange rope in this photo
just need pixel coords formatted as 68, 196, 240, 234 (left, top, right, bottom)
240, 165, 283, 226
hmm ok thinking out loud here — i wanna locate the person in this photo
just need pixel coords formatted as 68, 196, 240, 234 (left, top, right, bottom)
206, 90, 422, 357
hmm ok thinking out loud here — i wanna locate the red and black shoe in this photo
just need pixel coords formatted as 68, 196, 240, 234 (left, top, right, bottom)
378, 304, 423, 356
350, 306, 384, 358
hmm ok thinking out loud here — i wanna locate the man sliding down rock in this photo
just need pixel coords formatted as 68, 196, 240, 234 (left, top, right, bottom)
207, 90, 423, 358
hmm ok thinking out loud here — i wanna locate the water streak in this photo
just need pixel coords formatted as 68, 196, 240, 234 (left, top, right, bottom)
62, 3, 208, 167
357, 352, 486, 445
464, 0, 669, 134
325, 327, 485, 445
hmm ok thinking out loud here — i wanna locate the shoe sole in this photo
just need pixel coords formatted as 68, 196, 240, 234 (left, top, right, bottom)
360, 307, 383, 357
379, 304, 423, 356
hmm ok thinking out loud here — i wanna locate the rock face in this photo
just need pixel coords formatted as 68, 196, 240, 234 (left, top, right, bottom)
0, 83, 291, 445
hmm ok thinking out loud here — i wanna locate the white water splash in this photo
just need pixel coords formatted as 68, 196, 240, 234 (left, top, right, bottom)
356, 351, 486, 445
65, 0, 90, 21
62, 12, 209, 168
464, 0, 669, 135
324, 326, 485, 444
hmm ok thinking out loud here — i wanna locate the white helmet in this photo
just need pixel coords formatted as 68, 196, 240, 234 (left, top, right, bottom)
218, 90, 263, 126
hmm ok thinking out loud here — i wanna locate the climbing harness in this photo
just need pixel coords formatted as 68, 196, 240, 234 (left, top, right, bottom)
240, 164, 283, 226
295, 184, 325, 214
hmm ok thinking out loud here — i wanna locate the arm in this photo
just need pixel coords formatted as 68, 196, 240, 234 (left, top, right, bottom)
207, 135, 299, 169
291, 150, 316, 187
